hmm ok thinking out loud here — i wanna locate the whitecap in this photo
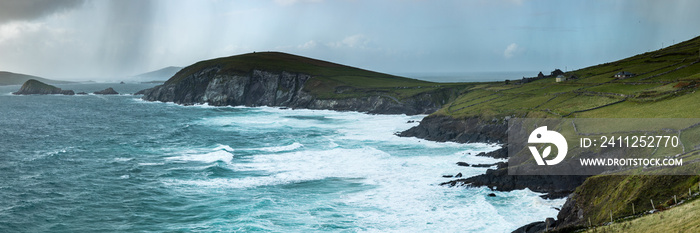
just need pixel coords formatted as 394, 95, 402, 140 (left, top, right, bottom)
166, 150, 234, 164
254, 142, 303, 152
113, 157, 134, 162
138, 162, 165, 166
46, 149, 67, 156
213, 144, 235, 152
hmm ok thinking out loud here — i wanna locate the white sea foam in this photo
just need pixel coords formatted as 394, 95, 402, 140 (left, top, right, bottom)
166, 149, 234, 164
131, 98, 158, 104
162, 106, 561, 232
138, 162, 165, 166
213, 144, 235, 152
113, 157, 134, 162
254, 142, 303, 152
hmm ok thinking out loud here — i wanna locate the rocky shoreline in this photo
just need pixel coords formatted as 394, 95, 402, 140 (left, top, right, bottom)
398, 115, 508, 143
400, 115, 587, 197
400, 115, 589, 233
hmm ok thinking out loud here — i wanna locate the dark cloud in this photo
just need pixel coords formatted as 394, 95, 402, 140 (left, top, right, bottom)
0, 0, 85, 23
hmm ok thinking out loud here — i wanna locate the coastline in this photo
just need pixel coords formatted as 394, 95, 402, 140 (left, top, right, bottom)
139, 87, 569, 232
135, 65, 574, 232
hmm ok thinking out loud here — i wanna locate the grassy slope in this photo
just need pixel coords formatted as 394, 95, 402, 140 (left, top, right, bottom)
585, 196, 700, 233
166, 52, 471, 100
569, 175, 700, 227
426, 36, 700, 230
434, 36, 700, 119
0, 71, 74, 86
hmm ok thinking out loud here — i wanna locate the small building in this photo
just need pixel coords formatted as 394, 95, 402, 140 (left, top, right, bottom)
614, 71, 635, 79
555, 75, 567, 82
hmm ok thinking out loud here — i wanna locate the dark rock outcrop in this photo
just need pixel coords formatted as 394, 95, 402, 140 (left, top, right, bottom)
456, 162, 470, 167
511, 218, 556, 233
94, 87, 119, 95
475, 145, 508, 159
456, 162, 500, 168
398, 115, 508, 143
442, 162, 588, 199
12, 79, 74, 95
140, 68, 448, 115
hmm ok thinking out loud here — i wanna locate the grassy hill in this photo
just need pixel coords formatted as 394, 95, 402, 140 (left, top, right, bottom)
434, 36, 700, 119
432, 36, 700, 231
167, 52, 470, 100
584, 195, 700, 233
0, 71, 73, 86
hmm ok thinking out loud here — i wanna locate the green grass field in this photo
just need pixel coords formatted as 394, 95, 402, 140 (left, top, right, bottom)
431, 36, 700, 120
433, 36, 700, 231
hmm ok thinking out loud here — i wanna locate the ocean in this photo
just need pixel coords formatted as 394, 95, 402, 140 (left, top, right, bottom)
0, 83, 563, 232
400, 71, 539, 83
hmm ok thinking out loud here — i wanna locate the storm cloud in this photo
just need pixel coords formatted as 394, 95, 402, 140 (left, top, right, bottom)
1, 0, 700, 81
0, 0, 85, 23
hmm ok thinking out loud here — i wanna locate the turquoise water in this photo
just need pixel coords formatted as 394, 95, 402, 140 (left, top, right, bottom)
0, 84, 563, 232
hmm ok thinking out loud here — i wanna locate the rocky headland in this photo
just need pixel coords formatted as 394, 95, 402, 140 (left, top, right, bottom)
139, 52, 459, 115
13, 79, 75, 95
142, 69, 446, 114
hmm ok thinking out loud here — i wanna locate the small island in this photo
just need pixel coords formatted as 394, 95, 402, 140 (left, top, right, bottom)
93, 87, 119, 95
12, 79, 75, 95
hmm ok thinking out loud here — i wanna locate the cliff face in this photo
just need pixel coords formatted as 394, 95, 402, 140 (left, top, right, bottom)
141, 68, 445, 115
13, 79, 74, 95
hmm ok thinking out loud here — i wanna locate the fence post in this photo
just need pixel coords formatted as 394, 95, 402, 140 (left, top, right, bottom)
610, 210, 613, 223
651, 199, 655, 210
632, 203, 635, 215
674, 195, 677, 204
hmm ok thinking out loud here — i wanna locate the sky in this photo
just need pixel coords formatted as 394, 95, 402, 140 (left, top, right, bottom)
1, 0, 700, 81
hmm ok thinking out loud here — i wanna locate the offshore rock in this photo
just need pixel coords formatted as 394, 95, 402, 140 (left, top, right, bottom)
13, 79, 74, 95
94, 87, 119, 95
